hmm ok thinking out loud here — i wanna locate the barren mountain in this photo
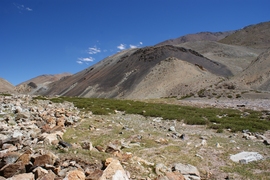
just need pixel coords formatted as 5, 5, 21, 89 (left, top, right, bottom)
156, 31, 234, 46
43, 45, 232, 99
15, 73, 71, 94
177, 41, 263, 75
18, 21, 269, 99
219, 21, 270, 49
231, 48, 270, 91
0, 78, 14, 93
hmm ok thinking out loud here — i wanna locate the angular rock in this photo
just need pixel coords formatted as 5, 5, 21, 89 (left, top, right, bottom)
85, 169, 103, 180
37, 170, 56, 180
99, 159, 129, 180
33, 166, 48, 179
15, 149, 32, 166
64, 169, 85, 180
155, 171, 185, 180
155, 163, 170, 176
6, 172, 34, 180
34, 153, 56, 166
230, 151, 263, 164
172, 163, 200, 180
0, 162, 23, 178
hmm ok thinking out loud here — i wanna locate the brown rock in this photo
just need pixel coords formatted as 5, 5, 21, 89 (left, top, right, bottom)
34, 154, 55, 166
6, 172, 35, 180
0, 162, 23, 178
1, 152, 20, 165
85, 169, 103, 180
56, 117, 66, 127
165, 171, 185, 180
33, 167, 48, 179
37, 170, 56, 180
104, 158, 114, 167
49, 125, 63, 133
15, 149, 32, 166
64, 169, 85, 180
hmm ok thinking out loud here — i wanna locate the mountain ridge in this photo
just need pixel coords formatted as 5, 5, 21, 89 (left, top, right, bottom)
2, 21, 270, 99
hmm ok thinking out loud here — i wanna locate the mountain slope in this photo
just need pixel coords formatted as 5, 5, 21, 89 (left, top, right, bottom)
43, 45, 232, 99
232, 48, 270, 91
219, 21, 270, 49
177, 41, 263, 75
0, 78, 15, 93
15, 73, 71, 94
156, 31, 234, 46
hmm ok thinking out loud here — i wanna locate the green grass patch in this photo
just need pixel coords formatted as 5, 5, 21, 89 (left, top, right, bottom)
0, 93, 12, 96
48, 96, 270, 133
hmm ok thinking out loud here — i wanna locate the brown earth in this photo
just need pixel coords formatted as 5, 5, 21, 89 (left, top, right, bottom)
156, 31, 235, 46
219, 21, 270, 49
231, 48, 270, 91
15, 73, 71, 94
43, 45, 232, 99
0, 78, 14, 93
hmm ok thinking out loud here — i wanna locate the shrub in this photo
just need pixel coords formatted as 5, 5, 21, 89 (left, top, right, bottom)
47, 96, 270, 133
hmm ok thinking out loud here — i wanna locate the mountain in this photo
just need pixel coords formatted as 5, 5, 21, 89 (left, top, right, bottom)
176, 41, 263, 75
156, 31, 234, 46
231, 48, 270, 91
21, 21, 270, 99
42, 45, 232, 99
15, 73, 71, 94
0, 78, 15, 93
219, 21, 270, 49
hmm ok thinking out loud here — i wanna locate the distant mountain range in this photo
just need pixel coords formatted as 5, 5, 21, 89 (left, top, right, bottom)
1, 21, 270, 99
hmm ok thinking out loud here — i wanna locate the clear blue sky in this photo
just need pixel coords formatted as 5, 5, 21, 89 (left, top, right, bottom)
1, 0, 269, 85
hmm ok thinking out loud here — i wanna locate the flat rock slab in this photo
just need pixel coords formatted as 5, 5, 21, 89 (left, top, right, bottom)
230, 151, 263, 164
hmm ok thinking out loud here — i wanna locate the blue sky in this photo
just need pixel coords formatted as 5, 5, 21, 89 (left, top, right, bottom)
1, 0, 270, 85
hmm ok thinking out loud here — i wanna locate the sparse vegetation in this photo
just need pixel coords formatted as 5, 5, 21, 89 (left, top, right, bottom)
0, 93, 12, 96
49, 96, 270, 133
33, 96, 49, 100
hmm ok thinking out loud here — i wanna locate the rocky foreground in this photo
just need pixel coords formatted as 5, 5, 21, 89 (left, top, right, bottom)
0, 95, 269, 180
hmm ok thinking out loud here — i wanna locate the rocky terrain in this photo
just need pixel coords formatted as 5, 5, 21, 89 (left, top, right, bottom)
1, 21, 270, 100
0, 78, 14, 94
0, 94, 270, 180
23, 21, 268, 100
219, 21, 270, 49
156, 31, 235, 46
15, 73, 72, 95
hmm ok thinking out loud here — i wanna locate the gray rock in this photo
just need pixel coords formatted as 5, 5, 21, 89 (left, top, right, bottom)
172, 163, 200, 180
169, 126, 176, 132
230, 151, 263, 164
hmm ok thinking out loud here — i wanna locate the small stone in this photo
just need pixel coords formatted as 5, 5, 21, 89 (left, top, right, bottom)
169, 126, 176, 132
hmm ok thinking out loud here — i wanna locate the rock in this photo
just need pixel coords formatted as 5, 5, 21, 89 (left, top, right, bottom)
0, 162, 23, 178
172, 163, 200, 180
201, 139, 207, 146
6, 172, 34, 180
155, 171, 185, 180
36, 170, 56, 180
155, 163, 170, 176
230, 151, 263, 164
34, 153, 57, 166
64, 169, 85, 180
85, 169, 103, 180
33, 167, 48, 179
15, 149, 32, 166
169, 126, 176, 132
263, 139, 270, 145
99, 159, 129, 180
